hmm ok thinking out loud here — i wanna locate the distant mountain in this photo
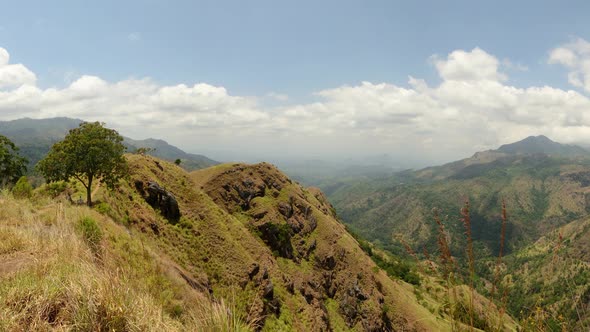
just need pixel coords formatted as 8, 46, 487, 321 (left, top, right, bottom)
496, 135, 589, 156
410, 135, 588, 181
0, 117, 83, 143
0, 117, 82, 169
323, 136, 590, 326
0, 117, 218, 171
329, 135, 590, 254
123, 137, 217, 170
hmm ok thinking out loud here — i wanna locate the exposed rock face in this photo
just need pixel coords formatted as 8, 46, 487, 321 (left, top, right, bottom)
193, 162, 429, 331
135, 180, 181, 223
107, 155, 448, 332
256, 222, 294, 259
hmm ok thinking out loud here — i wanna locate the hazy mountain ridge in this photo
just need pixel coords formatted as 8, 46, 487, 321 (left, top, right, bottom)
322, 135, 590, 326
413, 135, 589, 181
496, 135, 589, 156
0, 117, 218, 171
329, 136, 590, 253
123, 137, 218, 170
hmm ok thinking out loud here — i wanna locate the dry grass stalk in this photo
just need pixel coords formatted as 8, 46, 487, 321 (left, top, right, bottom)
396, 234, 427, 276
490, 199, 509, 330
422, 246, 437, 274
433, 208, 461, 331
460, 200, 475, 331
434, 209, 455, 280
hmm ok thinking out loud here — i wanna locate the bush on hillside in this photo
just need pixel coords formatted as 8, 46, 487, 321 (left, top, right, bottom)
44, 181, 68, 198
12, 176, 32, 198
79, 216, 103, 254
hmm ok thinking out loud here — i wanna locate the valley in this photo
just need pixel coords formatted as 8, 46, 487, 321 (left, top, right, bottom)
314, 136, 590, 329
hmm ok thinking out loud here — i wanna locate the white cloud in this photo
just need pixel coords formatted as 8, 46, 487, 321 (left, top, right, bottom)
549, 47, 578, 67
549, 37, 590, 92
1, 44, 590, 164
0, 48, 9, 66
0, 47, 36, 88
432, 47, 507, 82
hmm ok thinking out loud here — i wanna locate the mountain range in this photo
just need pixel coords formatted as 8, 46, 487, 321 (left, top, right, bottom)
0, 117, 217, 171
323, 135, 590, 328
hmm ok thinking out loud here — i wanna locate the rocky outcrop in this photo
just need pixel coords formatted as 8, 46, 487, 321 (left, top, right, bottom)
256, 222, 294, 259
193, 162, 431, 331
134, 180, 181, 223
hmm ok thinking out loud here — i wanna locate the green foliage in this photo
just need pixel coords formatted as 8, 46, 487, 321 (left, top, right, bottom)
371, 253, 421, 285
0, 134, 28, 187
174, 158, 181, 165
79, 216, 103, 253
37, 122, 128, 206
94, 202, 112, 215
11, 176, 33, 198
353, 232, 421, 285
44, 181, 68, 198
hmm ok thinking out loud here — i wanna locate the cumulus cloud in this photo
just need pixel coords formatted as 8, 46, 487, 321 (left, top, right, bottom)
432, 47, 507, 82
0, 47, 36, 88
1, 45, 590, 164
549, 37, 590, 92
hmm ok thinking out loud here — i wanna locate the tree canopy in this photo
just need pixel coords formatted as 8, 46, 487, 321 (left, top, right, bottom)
0, 134, 28, 187
37, 121, 128, 206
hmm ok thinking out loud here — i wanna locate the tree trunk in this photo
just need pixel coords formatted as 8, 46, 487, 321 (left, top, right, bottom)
86, 176, 93, 206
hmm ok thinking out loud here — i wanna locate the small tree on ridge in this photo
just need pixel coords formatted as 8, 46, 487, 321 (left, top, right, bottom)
37, 121, 128, 206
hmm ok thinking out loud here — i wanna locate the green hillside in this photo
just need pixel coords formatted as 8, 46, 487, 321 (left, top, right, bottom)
325, 136, 590, 327
4, 154, 517, 331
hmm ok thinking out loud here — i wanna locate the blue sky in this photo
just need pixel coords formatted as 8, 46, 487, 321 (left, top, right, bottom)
2, 0, 587, 95
1, 1, 590, 165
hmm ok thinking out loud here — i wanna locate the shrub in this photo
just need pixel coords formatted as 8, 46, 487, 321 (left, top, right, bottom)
12, 176, 32, 198
44, 181, 68, 198
94, 202, 112, 215
79, 216, 103, 254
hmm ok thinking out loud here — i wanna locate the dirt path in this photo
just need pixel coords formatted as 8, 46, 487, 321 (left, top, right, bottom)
0, 252, 34, 277
91, 182, 101, 199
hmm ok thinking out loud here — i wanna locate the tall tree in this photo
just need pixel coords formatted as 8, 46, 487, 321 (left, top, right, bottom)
37, 122, 128, 206
0, 134, 28, 187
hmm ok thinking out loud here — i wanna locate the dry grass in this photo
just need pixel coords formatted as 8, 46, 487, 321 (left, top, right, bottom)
0, 191, 252, 331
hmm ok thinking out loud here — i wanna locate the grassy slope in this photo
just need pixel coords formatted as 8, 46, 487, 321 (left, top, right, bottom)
0, 192, 247, 331
327, 154, 590, 328
107, 155, 456, 331
1, 155, 520, 331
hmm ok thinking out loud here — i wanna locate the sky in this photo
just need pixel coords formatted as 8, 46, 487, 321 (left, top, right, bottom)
2, 0, 590, 166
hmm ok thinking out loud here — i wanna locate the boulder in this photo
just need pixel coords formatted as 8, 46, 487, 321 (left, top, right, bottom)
136, 181, 181, 223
